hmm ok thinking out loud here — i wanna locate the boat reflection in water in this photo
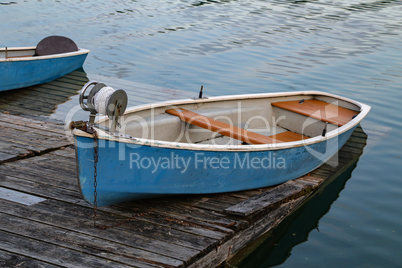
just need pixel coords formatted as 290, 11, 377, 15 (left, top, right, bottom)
0, 68, 89, 119
231, 126, 368, 267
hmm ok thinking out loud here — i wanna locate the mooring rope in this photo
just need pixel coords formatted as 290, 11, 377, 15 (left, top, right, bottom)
92, 86, 116, 115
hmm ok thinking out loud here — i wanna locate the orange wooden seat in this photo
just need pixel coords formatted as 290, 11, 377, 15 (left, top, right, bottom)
272, 99, 358, 126
166, 108, 308, 145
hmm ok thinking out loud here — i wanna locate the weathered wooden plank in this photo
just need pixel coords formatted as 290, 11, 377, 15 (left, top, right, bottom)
0, 187, 46, 206
324, 156, 347, 169
341, 143, 367, 153
2, 147, 240, 242
8, 156, 77, 179
14, 151, 76, 170
0, 103, 50, 116
0, 141, 33, 155
207, 194, 251, 206
0, 93, 59, 110
57, 76, 89, 85
0, 86, 75, 103
68, 70, 89, 78
0, 120, 67, 140
62, 71, 89, 80
44, 80, 87, 91
0, 132, 68, 155
0, 151, 17, 163
309, 168, 332, 178
142, 210, 233, 237
0, 98, 59, 113
111, 204, 230, 241
195, 197, 240, 210
183, 197, 231, 212
5, 157, 77, 179
127, 199, 248, 231
10, 149, 226, 261
178, 187, 271, 212
0, 140, 35, 155
0, 124, 68, 145
188, 198, 305, 268
0, 105, 50, 118
231, 187, 275, 197
45, 77, 86, 89
295, 175, 324, 185
350, 130, 368, 138
0, 174, 81, 203
0, 126, 59, 145
103, 211, 220, 252
0, 213, 176, 268
29, 152, 76, 168
0, 249, 60, 268
28, 84, 79, 97
0, 151, 76, 191
0, 113, 66, 135
337, 153, 360, 165
0, 200, 202, 264
224, 181, 308, 217
225, 193, 250, 200
1, 158, 223, 253
0, 135, 48, 153
0, 164, 77, 191
29, 86, 79, 100
48, 147, 75, 158
46, 70, 88, 84
0, 230, 141, 268
33, 155, 77, 174
348, 135, 368, 144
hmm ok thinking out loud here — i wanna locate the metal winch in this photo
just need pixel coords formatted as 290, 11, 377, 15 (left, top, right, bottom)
78, 81, 128, 132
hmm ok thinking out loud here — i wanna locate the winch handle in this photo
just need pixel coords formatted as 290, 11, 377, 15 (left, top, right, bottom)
80, 81, 107, 113
79, 81, 99, 112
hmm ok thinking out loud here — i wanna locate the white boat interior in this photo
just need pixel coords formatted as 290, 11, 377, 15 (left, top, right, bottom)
0, 47, 36, 59
99, 92, 362, 146
0, 36, 85, 60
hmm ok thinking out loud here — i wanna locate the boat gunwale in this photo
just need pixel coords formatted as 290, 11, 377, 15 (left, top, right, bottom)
0, 46, 90, 62
72, 91, 371, 152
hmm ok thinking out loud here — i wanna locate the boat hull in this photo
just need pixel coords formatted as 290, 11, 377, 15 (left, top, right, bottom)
75, 126, 356, 206
0, 49, 88, 91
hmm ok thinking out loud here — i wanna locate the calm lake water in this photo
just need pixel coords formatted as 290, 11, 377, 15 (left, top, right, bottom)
2, 0, 402, 267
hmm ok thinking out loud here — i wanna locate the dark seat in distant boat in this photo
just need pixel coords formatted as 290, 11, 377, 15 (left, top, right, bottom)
166, 108, 309, 145
35, 36, 78, 56
272, 99, 358, 126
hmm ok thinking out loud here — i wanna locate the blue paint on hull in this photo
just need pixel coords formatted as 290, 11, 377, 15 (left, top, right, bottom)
75, 126, 356, 206
0, 53, 88, 91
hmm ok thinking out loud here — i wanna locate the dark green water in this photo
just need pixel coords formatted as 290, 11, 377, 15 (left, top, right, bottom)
2, 1, 402, 267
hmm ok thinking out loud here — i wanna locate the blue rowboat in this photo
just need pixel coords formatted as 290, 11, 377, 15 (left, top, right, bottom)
0, 36, 89, 91
71, 89, 370, 206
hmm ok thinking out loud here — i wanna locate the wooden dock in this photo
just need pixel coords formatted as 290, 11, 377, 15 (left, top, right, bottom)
0, 73, 385, 267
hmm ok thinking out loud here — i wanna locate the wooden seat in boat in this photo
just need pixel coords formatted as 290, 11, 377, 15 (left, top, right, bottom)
166, 108, 308, 145
272, 99, 358, 126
